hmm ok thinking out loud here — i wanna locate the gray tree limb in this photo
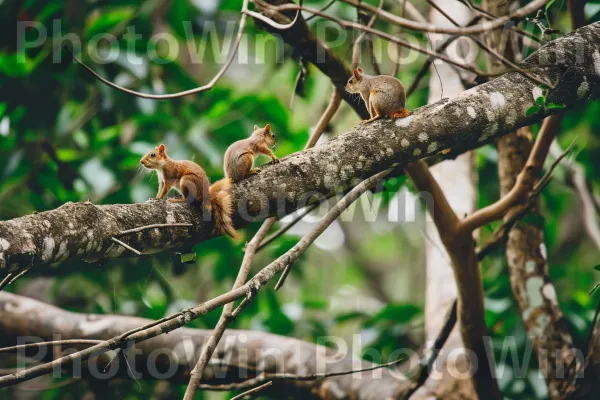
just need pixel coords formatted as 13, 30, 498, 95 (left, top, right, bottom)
1, 21, 600, 281
0, 291, 409, 399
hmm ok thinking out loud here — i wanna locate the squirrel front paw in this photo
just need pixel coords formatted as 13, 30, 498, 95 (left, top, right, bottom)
249, 168, 261, 175
272, 156, 280, 163
359, 120, 370, 125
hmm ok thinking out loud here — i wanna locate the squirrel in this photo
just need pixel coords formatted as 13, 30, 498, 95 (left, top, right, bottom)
224, 124, 279, 182
345, 68, 410, 125
140, 144, 237, 239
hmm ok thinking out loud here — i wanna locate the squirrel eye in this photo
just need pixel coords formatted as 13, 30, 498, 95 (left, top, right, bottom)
151, 153, 156, 157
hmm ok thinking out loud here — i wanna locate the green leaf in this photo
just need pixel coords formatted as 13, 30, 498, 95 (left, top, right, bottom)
180, 252, 196, 264
335, 311, 367, 323
365, 303, 421, 327
546, 0, 557, 11
546, 102, 566, 110
85, 7, 135, 39
593, 264, 600, 272
526, 105, 542, 116
535, 96, 546, 105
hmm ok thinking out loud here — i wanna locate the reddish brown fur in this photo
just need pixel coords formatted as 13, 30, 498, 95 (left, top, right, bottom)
224, 124, 279, 182
140, 144, 237, 238
345, 68, 410, 124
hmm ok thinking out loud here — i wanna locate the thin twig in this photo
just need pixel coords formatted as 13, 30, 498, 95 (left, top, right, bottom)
184, 82, 343, 398
459, 116, 563, 235
230, 381, 273, 400
0, 340, 102, 354
257, 202, 321, 251
339, 0, 550, 35
117, 223, 193, 237
402, 300, 458, 399
0, 273, 14, 292
67, 0, 251, 99
110, 237, 142, 255
550, 140, 600, 250
477, 138, 577, 258
273, 168, 392, 290
270, 3, 501, 79
305, 0, 337, 22
351, 0, 384, 71
199, 357, 407, 393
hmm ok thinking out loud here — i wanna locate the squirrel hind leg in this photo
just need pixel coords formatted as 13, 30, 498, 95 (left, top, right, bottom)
391, 109, 411, 118
177, 174, 207, 204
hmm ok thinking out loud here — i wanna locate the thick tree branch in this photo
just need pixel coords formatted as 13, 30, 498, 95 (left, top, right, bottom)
2, 22, 600, 282
0, 292, 408, 399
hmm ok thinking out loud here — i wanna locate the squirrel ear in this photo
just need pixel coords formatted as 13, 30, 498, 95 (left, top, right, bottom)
158, 144, 165, 153
254, 125, 259, 131
357, 67, 364, 73
264, 124, 271, 132
353, 69, 361, 79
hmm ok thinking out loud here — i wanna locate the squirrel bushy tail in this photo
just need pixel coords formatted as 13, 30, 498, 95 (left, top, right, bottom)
209, 178, 238, 240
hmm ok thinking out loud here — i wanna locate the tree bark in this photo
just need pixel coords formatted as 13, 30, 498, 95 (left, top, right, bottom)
2, 21, 600, 281
0, 291, 411, 399
484, 1, 580, 397
415, 2, 478, 399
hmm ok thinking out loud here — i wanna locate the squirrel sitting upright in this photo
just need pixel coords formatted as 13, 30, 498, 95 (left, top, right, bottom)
345, 68, 410, 125
224, 124, 279, 182
140, 144, 237, 238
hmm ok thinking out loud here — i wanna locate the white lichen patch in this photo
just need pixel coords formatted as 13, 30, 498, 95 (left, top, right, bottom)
427, 142, 438, 154
386, 147, 394, 156
401, 139, 410, 148
532, 86, 543, 101
526, 260, 536, 274
539, 243, 547, 259
413, 148, 422, 156
467, 106, 476, 119
542, 283, 558, 305
523, 276, 544, 321
577, 78, 589, 99
43, 220, 51, 228
395, 115, 414, 127
418, 132, 428, 142
56, 240, 68, 261
42, 237, 55, 262
489, 92, 506, 109
594, 50, 600, 76
0, 238, 9, 251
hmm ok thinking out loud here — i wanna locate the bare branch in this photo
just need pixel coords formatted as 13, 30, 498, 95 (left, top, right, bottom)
110, 237, 142, 256
340, 0, 550, 35
67, 0, 250, 99
0, 292, 409, 398
459, 115, 563, 234
230, 381, 273, 400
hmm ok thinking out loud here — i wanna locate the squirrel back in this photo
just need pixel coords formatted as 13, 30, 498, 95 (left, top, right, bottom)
224, 124, 279, 182
345, 68, 409, 123
141, 144, 237, 239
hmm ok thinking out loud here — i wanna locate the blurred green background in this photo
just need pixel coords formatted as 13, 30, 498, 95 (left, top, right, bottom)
0, 0, 599, 399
